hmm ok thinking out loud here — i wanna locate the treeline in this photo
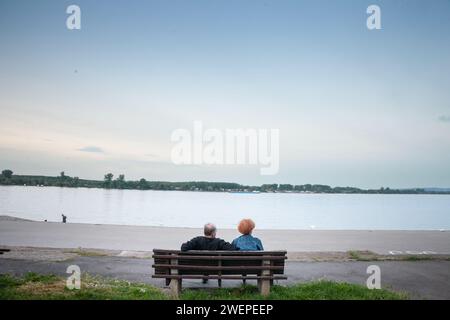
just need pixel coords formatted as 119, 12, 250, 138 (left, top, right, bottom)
0, 169, 448, 194
260, 183, 426, 194
0, 170, 242, 191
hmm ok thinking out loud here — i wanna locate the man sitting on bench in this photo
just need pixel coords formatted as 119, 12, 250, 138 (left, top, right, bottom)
181, 223, 237, 284
181, 223, 237, 251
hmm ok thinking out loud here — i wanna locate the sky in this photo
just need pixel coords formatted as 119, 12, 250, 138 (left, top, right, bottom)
0, 0, 449, 188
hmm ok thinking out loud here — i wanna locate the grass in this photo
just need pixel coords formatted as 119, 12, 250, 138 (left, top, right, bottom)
346, 250, 449, 262
64, 248, 109, 257
0, 273, 407, 300
401, 255, 433, 261
0, 273, 167, 300
347, 250, 379, 261
181, 281, 407, 300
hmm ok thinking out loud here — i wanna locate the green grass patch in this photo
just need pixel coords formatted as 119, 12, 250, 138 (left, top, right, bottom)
181, 281, 407, 300
348, 251, 362, 260
0, 273, 167, 300
347, 250, 450, 262
347, 250, 379, 261
64, 248, 109, 257
400, 255, 434, 261
23, 272, 60, 284
1, 273, 407, 300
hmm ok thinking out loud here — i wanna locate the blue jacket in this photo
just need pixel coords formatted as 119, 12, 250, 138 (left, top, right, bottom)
232, 235, 264, 251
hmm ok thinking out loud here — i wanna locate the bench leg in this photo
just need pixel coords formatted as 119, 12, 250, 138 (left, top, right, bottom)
258, 279, 271, 296
259, 259, 271, 296
169, 279, 182, 299
169, 255, 181, 298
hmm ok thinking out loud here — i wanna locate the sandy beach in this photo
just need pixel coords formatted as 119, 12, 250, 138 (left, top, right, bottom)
1, 217, 449, 254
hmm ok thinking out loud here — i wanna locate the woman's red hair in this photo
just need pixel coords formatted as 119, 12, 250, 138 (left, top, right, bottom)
238, 219, 255, 235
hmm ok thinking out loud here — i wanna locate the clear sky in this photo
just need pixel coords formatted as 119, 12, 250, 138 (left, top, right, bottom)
1, 0, 449, 188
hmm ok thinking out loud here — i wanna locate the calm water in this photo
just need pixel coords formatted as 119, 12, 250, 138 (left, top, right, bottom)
0, 186, 449, 230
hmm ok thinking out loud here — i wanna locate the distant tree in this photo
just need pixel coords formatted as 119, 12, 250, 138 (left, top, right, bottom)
279, 184, 293, 191
261, 184, 278, 192
57, 171, 68, 186
138, 178, 147, 189
2, 169, 13, 179
115, 174, 126, 189
311, 184, 332, 193
104, 173, 114, 188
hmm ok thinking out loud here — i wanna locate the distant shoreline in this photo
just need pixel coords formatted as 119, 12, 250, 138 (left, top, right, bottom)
1, 172, 449, 195
2, 184, 450, 196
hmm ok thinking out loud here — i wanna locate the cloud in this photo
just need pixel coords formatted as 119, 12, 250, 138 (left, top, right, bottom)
438, 115, 450, 123
77, 146, 105, 153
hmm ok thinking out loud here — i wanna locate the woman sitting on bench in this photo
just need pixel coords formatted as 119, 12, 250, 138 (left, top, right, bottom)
232, 219, 264, 251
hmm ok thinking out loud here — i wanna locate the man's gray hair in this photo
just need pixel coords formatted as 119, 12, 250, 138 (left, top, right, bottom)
204, 223, 217, 237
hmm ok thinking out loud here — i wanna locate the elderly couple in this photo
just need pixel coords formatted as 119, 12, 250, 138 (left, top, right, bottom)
181, 219, 263, 251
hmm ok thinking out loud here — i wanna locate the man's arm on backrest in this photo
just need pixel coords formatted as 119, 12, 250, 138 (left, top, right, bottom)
219, 239, 238, 251
181, 237, 198, 251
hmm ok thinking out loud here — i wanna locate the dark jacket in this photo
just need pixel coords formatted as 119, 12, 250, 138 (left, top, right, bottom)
181, 236, 237, 251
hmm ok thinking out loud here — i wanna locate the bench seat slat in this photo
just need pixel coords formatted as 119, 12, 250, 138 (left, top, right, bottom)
153, 264, 284, 271
152, 274, 288, 280
153, 249, 286, 255
152, 254, 287, 260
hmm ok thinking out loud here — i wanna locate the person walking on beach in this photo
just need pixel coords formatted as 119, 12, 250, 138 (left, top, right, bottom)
181, 223, 236, 251
232, 219, 264, 251
61, 214, 67, 223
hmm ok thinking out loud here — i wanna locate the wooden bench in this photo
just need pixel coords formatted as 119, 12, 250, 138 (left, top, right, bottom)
152, 249, 288, 297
